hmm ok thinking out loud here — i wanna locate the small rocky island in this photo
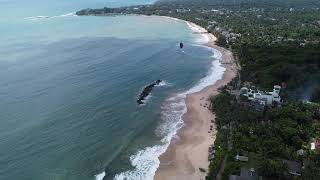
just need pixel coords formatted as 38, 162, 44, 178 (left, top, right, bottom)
137, 80, 162, 105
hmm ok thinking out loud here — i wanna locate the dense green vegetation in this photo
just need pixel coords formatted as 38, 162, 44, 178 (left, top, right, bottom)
236, 44, 320, 89
157, 0, 320, 9
209, 89, 320, 179
77, 0, 320, 179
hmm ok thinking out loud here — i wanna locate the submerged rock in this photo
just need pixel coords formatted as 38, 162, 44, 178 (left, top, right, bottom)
137, 80, 162, 105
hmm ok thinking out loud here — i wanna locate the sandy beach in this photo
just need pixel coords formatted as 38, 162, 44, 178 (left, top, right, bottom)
154, 19, 238, 180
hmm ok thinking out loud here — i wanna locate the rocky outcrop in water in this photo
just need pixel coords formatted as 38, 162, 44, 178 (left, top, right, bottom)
137, 80, 162, 105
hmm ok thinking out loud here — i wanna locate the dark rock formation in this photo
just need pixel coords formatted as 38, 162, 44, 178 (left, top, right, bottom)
199, 168, 206, 173
137, 80, 162, 105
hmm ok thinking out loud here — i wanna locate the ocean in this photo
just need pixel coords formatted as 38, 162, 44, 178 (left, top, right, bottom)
0, 0, 224, 180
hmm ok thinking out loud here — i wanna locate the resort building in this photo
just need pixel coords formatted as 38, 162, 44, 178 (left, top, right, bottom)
239, 85, 282, 111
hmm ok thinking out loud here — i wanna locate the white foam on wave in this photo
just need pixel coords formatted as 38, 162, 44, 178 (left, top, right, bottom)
186, 49, 225, 94
159, 16, 182, 22
155, 80, 171, 87
52, 12, 77, 18
139, 81, 171, 106
96, 17, 225, 180
24, 16, 50, 20
114, 95, 186, 180
139, 94, 152, 106
196, 35, 210, 44
186, 21, 210, 44
112, 47, 225, 180
95, 172, 106, 180
24, 12, 76, 21
186, 22, 207, 33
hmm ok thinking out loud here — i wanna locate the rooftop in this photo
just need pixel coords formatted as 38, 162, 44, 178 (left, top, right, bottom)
235, 155, 249, 162
283, 160, 302, 176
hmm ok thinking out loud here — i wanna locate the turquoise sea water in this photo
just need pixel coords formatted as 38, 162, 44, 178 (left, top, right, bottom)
0, 1, 224, 180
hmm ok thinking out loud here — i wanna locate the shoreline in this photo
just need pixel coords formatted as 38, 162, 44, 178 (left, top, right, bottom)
92, 15, 238, 180
154, 17, 238, 180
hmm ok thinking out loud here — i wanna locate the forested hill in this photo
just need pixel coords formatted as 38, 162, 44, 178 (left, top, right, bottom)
156, 0, 320, 8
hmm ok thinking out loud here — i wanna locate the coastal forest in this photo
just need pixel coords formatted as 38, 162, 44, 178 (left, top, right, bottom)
156, 0, 320, 8
76, 0, 320, 179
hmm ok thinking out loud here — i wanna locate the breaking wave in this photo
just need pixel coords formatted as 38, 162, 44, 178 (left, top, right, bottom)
95, 18, 225, 180
24, 16, 50, 20
111, 49, 225, 180
155, 80, 171, 87
95, 172, 106, 180
24, 12, 76, 21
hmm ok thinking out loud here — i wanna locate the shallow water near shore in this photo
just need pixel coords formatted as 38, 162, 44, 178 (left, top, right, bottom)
0, 1, 224, 180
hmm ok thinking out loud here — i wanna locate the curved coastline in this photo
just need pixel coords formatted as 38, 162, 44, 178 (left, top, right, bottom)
153, 17, 238, 180
96, 15, 237, 180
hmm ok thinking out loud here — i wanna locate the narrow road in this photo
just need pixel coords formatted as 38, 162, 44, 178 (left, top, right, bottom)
216, 155, 228, 180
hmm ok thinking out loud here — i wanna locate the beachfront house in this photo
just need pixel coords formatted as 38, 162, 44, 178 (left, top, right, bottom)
239, 85, 282, 110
